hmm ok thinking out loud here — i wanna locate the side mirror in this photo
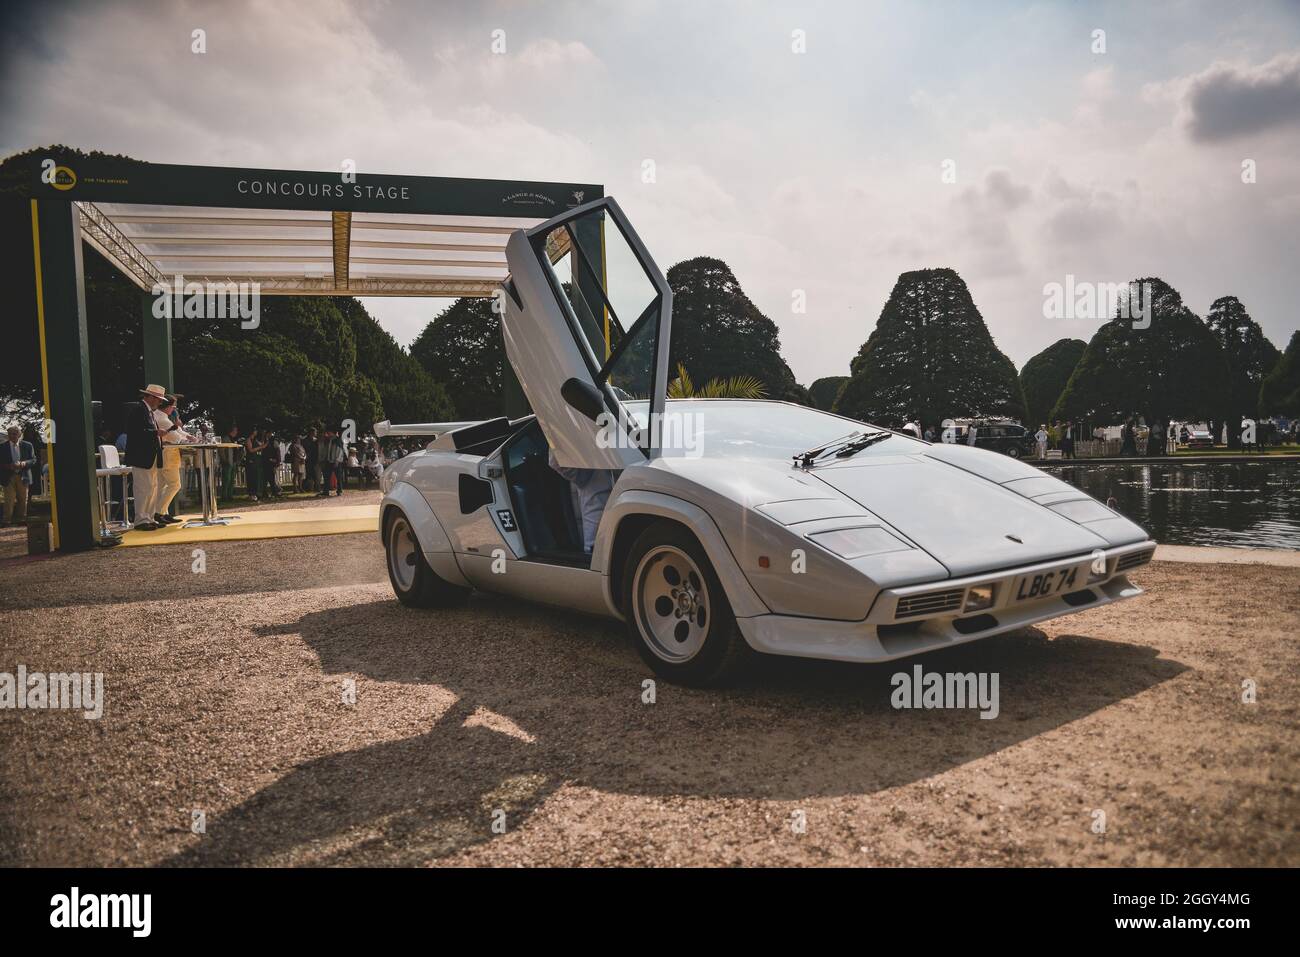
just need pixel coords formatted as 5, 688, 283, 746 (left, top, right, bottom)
560, 377, 605, 422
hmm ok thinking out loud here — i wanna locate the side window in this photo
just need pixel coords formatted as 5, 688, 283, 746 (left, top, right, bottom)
503, 420, 546, 475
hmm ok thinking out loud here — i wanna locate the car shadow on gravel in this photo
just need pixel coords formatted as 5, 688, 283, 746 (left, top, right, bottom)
164, 594, 1188, 866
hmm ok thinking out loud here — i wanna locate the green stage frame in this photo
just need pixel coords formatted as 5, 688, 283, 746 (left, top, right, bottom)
19, 149, 602, 550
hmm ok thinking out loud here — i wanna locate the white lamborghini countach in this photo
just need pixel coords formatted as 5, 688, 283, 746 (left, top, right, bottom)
377, 197, 1155, 685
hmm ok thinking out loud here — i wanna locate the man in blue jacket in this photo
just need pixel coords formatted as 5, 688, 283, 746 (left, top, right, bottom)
1, 425, 37, 525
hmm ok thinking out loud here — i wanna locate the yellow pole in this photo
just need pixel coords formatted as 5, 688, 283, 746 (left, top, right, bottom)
29, 199, 60, 550
601, 219, 610, 360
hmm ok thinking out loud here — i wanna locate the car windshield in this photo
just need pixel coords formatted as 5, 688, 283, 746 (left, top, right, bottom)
623, 399, 925, 460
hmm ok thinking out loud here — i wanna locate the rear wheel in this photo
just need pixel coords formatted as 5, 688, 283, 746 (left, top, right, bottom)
1007, 445, 1021, 458
385, 510, 469, 608
622, 521, 750, 686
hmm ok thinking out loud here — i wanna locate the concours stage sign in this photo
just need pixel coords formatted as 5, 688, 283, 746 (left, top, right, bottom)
19, 148, 600, 217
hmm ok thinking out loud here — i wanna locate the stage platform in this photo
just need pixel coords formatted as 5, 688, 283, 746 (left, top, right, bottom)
117, 504, 379, 547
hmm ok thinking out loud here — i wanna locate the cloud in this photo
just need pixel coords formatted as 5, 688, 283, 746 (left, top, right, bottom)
1182, 53, 1300, 142
1039, 172, 1123, 247
4, 0, 1300, 381
984, 170, 1031, 212
513, 38, 599, 70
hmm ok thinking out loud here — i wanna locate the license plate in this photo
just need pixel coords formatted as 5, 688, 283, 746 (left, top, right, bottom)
1010, 563, 1084, 603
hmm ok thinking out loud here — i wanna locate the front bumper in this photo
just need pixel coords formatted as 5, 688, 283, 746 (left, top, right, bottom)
736, 541, 1154, 663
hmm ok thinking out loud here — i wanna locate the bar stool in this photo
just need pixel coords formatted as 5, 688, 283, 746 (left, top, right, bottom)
96, 445, 133, 533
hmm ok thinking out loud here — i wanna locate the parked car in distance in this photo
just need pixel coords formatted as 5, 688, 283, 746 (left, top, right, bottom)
958, 422, 1037, 459
1183, 426, 1214, 449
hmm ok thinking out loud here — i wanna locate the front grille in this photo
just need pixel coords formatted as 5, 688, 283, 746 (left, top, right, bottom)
895, 588, 965, 619
1116, 548, 1155, 572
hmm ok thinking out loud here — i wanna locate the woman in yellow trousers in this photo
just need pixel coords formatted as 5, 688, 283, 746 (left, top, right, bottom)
153, 395, 192, 525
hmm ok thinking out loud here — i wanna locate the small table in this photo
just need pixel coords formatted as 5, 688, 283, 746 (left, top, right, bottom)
179, 442, 243, 528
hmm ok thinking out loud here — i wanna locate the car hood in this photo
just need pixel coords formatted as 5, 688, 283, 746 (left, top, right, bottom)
804, 453, 1110, 577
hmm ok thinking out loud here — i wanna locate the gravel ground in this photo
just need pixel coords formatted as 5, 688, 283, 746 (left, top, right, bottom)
0, 529, 1296, 867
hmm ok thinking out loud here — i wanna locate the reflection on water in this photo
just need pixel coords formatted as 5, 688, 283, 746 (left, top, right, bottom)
1046, 459, 1300, 550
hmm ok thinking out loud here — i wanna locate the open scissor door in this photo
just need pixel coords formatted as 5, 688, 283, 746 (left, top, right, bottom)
501, 197, 672, 469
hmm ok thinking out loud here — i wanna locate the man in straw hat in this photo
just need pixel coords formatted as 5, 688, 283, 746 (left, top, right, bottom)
123, 383, 167, 531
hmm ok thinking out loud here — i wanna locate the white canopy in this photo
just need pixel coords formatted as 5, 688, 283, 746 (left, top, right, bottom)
78, 201, 547, 297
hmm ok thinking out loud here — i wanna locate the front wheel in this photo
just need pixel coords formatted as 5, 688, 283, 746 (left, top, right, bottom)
385, 509, 469, 608
622, 521, 750, 686
1007, 445, 1021, 458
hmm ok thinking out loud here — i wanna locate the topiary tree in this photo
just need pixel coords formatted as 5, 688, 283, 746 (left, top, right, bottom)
834, 267, 1024, 430
665, 256, 808, 404
1260, 330, 1300, 419
1205, 296, 1280, 447
808, 375, 848, 411
1053, 278, 1227, 454
1019, 338, 1086, 430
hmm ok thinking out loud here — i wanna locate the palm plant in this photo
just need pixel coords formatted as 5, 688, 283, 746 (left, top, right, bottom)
666, 363, 767, 399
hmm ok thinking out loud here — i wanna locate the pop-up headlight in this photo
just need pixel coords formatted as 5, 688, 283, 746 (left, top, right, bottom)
806, 526, 909, 560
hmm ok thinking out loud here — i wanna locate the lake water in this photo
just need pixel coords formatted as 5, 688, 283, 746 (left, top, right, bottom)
1045, 459, 1300, 550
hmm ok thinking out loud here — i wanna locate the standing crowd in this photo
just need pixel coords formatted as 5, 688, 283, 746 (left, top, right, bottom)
219, 424, 389, 502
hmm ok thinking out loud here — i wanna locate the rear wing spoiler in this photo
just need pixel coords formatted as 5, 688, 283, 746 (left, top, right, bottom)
373, 419, 482, 438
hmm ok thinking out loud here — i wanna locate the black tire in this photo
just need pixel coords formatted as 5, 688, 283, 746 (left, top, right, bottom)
621, 520, 750, 686
384, 508, 469, 608
1007, 445, 1021, 458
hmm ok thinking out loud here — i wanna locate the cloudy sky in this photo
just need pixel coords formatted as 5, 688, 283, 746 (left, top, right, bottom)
4, 0, 1299, 382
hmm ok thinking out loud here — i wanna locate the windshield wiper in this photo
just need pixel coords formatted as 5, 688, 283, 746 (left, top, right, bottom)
793, 430, 891, 468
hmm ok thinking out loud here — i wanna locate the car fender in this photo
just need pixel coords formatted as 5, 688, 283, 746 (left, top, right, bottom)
381, 481, 471, 587
593, 489, 769, 619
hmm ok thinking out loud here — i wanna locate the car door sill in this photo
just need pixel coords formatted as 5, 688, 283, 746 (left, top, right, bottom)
516, 553, 592, 570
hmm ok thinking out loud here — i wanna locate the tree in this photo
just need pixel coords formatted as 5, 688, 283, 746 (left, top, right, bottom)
1019, 338, 1086, 429
174, 296, 384, 434
808, 376, 848, 411
1204, 296, 1280, 447
664, 257, 808, 404
410, 297, 505, 420
335, 297, 453, 426
834, 267, 1025, 429
1053, 278, 1227, 454
1260, 330, 1300, 418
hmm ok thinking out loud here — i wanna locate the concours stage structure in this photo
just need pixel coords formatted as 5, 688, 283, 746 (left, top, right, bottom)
20, 150, 603, 550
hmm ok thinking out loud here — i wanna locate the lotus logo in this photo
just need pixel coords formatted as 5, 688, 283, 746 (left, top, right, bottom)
40, 159, 77, 191
1005, 534, 1023, 543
